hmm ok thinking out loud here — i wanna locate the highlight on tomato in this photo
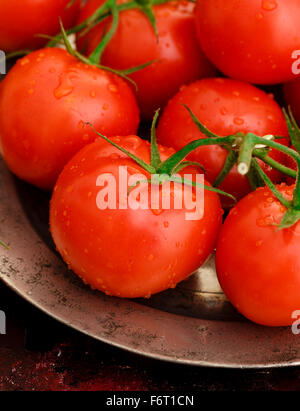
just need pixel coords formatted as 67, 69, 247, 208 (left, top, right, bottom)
0, 0, 80, 53
75, 0, 217, 120
156, 77, 289, 208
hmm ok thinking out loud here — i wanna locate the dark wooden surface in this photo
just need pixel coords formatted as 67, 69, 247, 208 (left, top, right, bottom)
0, 281, 300, 391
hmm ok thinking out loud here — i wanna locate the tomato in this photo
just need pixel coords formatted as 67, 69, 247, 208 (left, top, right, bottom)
156, 78, 289, 207
76, 0, 216, 120
0, 0, 80, 53
284, 78, 300, 125
215, 183, 300, 326
0, 48, 140, 189
195, 0, 300, 84
50, 135, 223, 298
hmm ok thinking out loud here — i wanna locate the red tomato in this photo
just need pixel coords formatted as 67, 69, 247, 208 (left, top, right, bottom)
195, 0, 300, 84
156, 78, 289, 207
0, 48, 140, 189
283, 78, 300, 125
0, 0, 80, 52
76, 0, 216, 120
50, 136, 223, 298
215, 184, 300, 326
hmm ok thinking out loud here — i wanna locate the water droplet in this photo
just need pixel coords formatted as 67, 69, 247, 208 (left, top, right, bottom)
261, 0, 277, 11
151, 208, 164, 216
256, 240, 263, 247
27, 88, 34, 94
21, 58, 30, 66
54, 82, 74, 99
102, 103, 109, 111
234, 117, 244, 126
256, 12, 264, 20
163, 221, 169, 228
232, 91, 240, 97
220, 107, 228, 115
90, 91, 96, 98
108, 84, 118, 93
147, 254, 154, 261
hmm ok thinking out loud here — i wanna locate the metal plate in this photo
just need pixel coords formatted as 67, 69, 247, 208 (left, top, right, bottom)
1, 157, 300, 369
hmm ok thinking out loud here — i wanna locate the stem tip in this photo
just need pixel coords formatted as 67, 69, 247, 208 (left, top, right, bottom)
238, 162, 249, 175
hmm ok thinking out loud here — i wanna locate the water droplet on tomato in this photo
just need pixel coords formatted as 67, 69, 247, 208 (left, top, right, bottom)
233, 117, 244, 126
256, 12, 264, 19
261, 0, 277, 11
151, 208, 164, 216
54, 83, 74, 99
108, 84, 118, 93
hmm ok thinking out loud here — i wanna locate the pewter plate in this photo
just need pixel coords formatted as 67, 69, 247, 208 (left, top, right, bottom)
1, 157, 300, 369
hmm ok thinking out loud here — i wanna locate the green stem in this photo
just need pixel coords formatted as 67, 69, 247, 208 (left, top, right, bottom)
254, 151, 296, 179
0, 240, 9, 250
157, 136, 235, 175
89, 0, 119, 64
213, 150, 237, 187
252, 159, 291, 209
238, 133, 300, 211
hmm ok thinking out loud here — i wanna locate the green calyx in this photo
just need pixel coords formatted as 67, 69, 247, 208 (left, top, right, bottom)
58, 19, 152, 89
47, 0, 197, 79
235, 108, 300, 229
162, 104, 300, 229
87, 110, 235, 201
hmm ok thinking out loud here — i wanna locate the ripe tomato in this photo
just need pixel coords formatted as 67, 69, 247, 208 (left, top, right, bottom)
0, 48, 140, 189
156, 78, 289, 207
50, 136, 223, 298
0, 0, 80, 52
195, 0, 300, 84
284, 78, 300, 125
76, 0, 216, 120
215, 184, 300, 326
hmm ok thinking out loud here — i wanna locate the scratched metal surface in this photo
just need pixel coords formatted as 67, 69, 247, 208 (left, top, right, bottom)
1, 157, 300, 368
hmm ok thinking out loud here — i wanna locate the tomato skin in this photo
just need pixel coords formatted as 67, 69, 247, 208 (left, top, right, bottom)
0, 0, 80, 52
0, 48, 140, 190
195, 0, 300, 84
50, 136, 223, 298
156, 78, 289, 208
215, 184, 300, 326
77, 0, 216, 120
283, 78, 300, 125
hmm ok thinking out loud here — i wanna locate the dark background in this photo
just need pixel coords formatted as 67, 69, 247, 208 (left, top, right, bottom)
0, 280, 300, 391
